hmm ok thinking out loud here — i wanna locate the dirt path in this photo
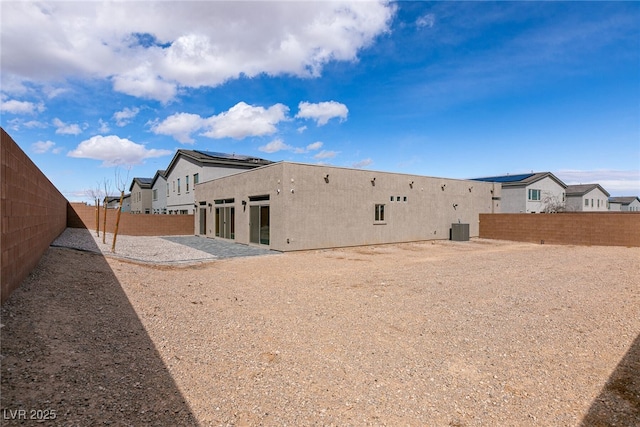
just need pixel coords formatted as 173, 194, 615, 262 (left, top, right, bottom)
2, 239, 638, 426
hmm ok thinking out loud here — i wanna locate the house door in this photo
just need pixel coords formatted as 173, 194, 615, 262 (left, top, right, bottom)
215, 206, 235, 239
199, 208, 207, 235
249, 205, 269, 245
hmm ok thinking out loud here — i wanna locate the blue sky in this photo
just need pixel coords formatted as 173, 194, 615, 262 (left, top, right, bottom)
2, 1, 639, 201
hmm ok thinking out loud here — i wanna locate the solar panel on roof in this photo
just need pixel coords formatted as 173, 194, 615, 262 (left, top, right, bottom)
194, 150, 253, 161
472, 173, 534, 183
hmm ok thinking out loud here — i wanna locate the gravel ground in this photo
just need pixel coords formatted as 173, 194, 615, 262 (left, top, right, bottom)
1, 235, 639, 426
52, 228, 218, 264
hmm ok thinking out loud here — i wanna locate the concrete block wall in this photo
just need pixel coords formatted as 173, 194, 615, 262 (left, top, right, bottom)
1, 128, 68, 303
479, 213, 640, 247
68, 202, 194, 236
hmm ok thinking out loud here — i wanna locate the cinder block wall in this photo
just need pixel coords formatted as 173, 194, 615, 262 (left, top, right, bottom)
479, 213, 640, 247
1, 128, 68, 303
68, 202, 194, 236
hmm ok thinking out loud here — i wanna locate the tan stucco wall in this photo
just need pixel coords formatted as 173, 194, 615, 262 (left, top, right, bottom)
195, 162, 499, 251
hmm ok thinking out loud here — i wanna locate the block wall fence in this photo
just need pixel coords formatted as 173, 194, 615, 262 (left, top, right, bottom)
479, 213, 640, 247
1, 128, 68, 304
68, 202, 194, 236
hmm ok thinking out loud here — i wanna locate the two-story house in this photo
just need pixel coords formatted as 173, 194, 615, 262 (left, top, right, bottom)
151, 170, 167, 214
164, 150, 272, 214
129, 177, 153, 214
472, 172, 567, 213
565, 184, 610, 211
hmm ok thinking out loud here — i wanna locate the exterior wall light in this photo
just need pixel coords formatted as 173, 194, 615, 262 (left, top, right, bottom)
371, 177, 376, 186
409, 181, 414, 188
324, 174, 330, 183
441, 184, 446, 191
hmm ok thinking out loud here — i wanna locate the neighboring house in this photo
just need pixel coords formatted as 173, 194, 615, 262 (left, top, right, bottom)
104, 194, 131, 212
472, 172, 567, 213
129, 177, 153, 214
565, 184, 610, 211
608, 199, 622, 211
164, 150, 272, 215
151, 170, 167, 214
194, 162, 501, 251
609, 196, 640, 212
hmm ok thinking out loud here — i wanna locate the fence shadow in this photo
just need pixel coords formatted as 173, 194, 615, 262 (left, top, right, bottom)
0, 228, 198, 425
580, 332, 640, 426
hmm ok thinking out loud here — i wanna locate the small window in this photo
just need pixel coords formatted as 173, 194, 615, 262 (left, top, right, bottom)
396, 196, 401, 202
585, 199, 589, 207
173, 181, 175, 192
177, 178, 181, 194
249, 195, 270, 202
403, 196, 407, 202
591, 199, 594, 207
194, 173, 199, 184
390, 196, 394, 202
374, 204, 385, 222
528, 189, 541, 201
152, 189, 158, 201
166, 183, 169, 197
186, 175, 189, 192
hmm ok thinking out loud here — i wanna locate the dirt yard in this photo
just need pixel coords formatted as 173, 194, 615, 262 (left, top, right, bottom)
1, 239, 638, 426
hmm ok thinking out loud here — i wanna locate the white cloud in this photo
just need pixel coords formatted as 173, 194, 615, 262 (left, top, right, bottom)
68, 135, 172, 167
53, 118, 82, 135
149, 112, 204, 144
113, 107, 140, 127
31, 140, 56, 154
98, 119, 110, 133
0, 99, 45, 114
314, 150, 339, 160
416, 14, 436, 29
306, 141, 324, 151
296, 101, 349, 126
23, 120, 47, 129
259, 139, 293, 154
203, 102, 289, 140
297, 125, 308, 133
1, 2, 394, 103
352, 158, 373, 168
555, 169, 640, 196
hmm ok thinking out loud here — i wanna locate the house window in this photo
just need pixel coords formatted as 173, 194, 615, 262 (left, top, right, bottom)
403, 196, 407, 202
173, 181, 175, 192
186, 175, 189, 192
585, 199, 589, 207
597, 199, 600, 208
153, 189, 157, 201
390, 196, 394, 202
167, 183, 169, 197
177, 178, 181, 194
194, 173, 199, 184
374, 204, 385, 222
591, 199, 594, 207
528, 189, 541, 201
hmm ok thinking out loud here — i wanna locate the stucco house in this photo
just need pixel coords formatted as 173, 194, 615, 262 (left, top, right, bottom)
194, 162, 500, 251
129, 177, 153, 214
609, 196, 640, 212
565, 184, 610, 211
104, 194, 131, 212
151, 170, 167, 214
164, 150, 272, 215
472, 172, 566, 213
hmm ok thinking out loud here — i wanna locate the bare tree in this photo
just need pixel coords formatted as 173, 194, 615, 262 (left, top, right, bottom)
542, 192, 567, 213
85, 184, 104, 236
102, 179, 112, 244
111, 167, 130, 253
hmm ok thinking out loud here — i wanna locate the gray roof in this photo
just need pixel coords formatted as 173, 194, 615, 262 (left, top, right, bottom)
609, 196, 640, 205
472, 172, 566, 188
129, 177, 153, 191
565, 184, 610, 197
164, 149, 273, 176
151, 169, 167, 186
